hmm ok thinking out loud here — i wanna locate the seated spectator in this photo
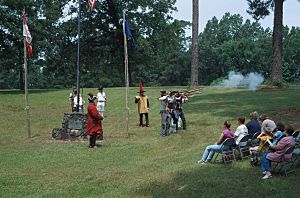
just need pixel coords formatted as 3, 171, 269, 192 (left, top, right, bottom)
246, 111, 261, 137
197, 120, 234, 164
260, 125, 296, 179
259, 114, 276, 132
234, 117, 248, 145
249, 127, 273, 165
273, 122, 286, 145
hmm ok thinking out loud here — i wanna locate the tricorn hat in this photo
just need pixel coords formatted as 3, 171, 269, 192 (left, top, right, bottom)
88, 92, 97, 102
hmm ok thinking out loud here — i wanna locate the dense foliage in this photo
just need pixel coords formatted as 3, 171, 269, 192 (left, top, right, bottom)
0, 0, 299, 89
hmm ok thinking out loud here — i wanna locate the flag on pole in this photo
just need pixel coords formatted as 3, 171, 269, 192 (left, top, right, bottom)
125, 18, 136, 48
23, 15, 32, 57
88, 0, 96, 10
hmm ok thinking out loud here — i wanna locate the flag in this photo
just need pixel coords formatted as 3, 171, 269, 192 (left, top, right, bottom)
88, 0, 96, 10
139, 80, 143, 93
125, 18, 136, 48
23, 15, 32, 57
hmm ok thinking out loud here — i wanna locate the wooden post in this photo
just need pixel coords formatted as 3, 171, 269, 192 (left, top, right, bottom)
123, 10, 129, 138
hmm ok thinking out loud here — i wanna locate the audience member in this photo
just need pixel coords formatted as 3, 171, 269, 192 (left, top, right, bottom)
259, 114, 276, 132
249, 127, 273, 164
197, 120, 234, 164
246, 111, 261, 137
273, 122, 286, 145
260, 125, 295, 179
234, 117, 248, 145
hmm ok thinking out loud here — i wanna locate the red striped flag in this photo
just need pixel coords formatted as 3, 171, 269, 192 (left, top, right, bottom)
88, 0, 96, 10
23, 15, 32, 57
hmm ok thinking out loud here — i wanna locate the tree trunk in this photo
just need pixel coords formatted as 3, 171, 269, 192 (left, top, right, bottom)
271, 0, 283, 83
191, 0, 199, 88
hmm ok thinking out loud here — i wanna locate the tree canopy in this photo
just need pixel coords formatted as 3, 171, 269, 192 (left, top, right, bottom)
0, 0, 299, 89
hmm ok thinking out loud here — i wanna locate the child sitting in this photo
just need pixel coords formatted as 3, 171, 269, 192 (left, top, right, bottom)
272, 122, 286, 145
250, 127, 273, 165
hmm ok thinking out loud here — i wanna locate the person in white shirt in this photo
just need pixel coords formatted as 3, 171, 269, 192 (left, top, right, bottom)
68, 87, 77, 112
96, 85, 107, 117
234, 117, 248, 145
259, 114, 277, 132
73, 90, 84, 113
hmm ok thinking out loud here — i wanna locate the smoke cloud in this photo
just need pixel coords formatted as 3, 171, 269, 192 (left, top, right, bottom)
214, 71, 264, 91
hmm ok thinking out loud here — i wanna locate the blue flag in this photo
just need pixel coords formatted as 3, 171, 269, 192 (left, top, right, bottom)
125, 19, 136, 48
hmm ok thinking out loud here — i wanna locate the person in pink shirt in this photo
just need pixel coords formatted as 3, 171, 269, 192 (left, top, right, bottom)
261, 125, 296, 179
197, 120, 234, 164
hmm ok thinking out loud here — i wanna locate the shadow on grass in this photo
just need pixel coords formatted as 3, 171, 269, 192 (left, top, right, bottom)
138, 163, 300, 198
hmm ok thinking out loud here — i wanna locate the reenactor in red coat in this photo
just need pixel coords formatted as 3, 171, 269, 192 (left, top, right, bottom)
86, 93, 103, 148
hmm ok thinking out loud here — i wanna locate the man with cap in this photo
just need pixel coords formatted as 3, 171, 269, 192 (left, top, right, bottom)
166, 90, 178, 134
158, 90, 169, 136
174, 91, 188, 130
96, 85, 107, 117
68, 87, 77, 112
73, 90, 85, 113
86, 92, 103, 148
135, 85, 149, 127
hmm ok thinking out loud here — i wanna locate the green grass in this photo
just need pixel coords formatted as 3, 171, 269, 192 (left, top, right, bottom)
0, 86, 300, 197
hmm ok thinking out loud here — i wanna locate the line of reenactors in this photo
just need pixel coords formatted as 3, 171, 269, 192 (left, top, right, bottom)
159, 90, 188, 136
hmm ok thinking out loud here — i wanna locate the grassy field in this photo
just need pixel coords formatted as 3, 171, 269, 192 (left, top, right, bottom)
0, 86, 299, 197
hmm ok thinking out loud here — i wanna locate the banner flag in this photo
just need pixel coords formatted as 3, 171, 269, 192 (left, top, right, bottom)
23, 15, 32, 57
125, 18, 136, 48
88, 0, 96, 10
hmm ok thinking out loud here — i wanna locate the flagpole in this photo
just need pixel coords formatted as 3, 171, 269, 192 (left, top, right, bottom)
23, 9, 32, 138
123, 9, 129, 138
76, 0, 81, 112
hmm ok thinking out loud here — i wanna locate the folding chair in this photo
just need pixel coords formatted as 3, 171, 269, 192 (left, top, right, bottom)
252, 131, 261, 139
271, 146, 295, 176
292, 147, 300, 168
237, 134, 252, 160
251, 132, 261, 147
213, 138, 235, 164
292, 130, 299, 141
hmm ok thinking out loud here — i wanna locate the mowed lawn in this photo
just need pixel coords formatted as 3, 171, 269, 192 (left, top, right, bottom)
0, 86, 300, 197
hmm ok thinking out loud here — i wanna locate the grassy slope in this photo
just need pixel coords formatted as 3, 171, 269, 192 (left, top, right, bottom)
0, 86, 299, 197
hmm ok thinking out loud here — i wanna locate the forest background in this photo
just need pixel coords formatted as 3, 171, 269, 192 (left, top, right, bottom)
1, 0, 300, 89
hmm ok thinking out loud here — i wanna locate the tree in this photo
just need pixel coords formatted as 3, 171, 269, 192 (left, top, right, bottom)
190, 0, 199, 88
198, 13, 272, 84
1, 0, 190, 89
246, 0, 293, 84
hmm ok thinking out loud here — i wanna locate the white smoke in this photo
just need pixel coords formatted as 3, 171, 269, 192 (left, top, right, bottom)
216, 71, 264, 91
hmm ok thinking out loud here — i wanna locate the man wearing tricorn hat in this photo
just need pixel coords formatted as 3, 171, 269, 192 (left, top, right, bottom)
175, 91, 188, 130
96, 85, 106, 117
86, 92, 103, 148
135, 81, 149, 127
166, 90, 178, 134
158, 90, 169, 136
